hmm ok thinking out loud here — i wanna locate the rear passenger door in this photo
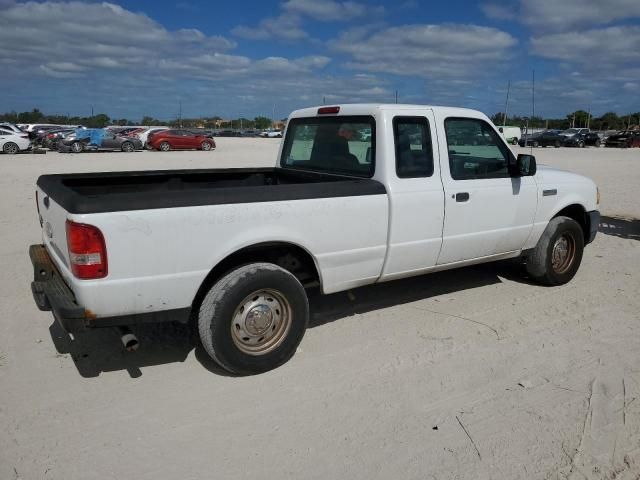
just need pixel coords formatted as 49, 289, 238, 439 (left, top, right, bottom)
437, 117, 537, 264
380, 111, 446, 280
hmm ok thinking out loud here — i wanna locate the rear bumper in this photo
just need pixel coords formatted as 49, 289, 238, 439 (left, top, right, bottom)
29, 244, 191, 333
586, 210, 600, 244
29, 244, 87, 333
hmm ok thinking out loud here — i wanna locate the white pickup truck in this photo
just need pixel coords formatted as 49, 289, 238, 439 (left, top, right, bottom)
30, 104, 600, 374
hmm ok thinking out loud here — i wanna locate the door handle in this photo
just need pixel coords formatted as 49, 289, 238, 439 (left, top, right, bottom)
455, 192, 470, 202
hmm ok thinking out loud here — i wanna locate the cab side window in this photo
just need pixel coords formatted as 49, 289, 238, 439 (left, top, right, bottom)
445, 118, 512, 180
393, 117, 434, 178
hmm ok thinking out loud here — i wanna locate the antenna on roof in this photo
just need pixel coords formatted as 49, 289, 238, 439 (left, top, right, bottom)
502, 80, 510, 126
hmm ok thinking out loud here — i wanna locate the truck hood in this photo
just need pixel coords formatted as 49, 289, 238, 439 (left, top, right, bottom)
536, 164, 593, 185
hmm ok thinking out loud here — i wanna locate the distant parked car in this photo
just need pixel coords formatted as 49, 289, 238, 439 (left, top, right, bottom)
563, 131, 601, 148
239, 129, 259, 137
605, 130, 640, 148
0, 122, 24, 134
497, 126, 521, 145
217, 129, 240, 137
521, 130, 567, 147
0, 128, 31, 154
59, 129, 143, 153
147, 129, 216, 151
260, 129, 282, 138
139, 127, 169, 147
42, 128, 76, 150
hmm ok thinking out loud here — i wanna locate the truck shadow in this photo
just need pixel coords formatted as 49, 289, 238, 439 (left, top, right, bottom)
48, 262, 531, 378
599, 215, 640, 241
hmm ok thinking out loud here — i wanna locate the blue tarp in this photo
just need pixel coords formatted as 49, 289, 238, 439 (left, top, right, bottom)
74, 128, 105, 146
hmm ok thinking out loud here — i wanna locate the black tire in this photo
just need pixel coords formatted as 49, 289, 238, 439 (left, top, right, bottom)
198, 263, 309, 375
201, 141, 211, 151
578, 141, 585, 148
554, 140, 561, 148
532, 141, 539, 148
159, 141, 170, 152
595, 139, 601, 147
121, 141, 134, 152
3, 142, 19, 154
70, 141, 83, 153
526, 216, 585, 286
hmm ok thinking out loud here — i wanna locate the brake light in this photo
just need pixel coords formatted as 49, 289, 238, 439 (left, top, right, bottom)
47, 133, 55, 138
66, 220, 108, 279
318, 106, 340, 115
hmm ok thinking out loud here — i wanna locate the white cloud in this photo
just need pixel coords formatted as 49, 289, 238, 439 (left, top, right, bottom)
531, 26, 640, 67
232, 0, 382, 41
484, 0, 640, 31
283, 0, 383, 21
332, 24, 517, 80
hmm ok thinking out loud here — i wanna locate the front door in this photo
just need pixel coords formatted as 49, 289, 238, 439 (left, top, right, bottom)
437, 117, 537, 265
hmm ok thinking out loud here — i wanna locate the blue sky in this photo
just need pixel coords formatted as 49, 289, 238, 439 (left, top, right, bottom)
0, 0, 639, 121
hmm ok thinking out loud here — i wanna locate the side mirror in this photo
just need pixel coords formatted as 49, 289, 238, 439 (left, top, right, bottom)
515, 153, 536, 176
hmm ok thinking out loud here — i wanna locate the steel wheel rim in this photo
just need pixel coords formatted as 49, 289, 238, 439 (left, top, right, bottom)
551, 233, 576, 274
230, 289, 292, 356
201, 142, 211, 151
5, 143, 18, 154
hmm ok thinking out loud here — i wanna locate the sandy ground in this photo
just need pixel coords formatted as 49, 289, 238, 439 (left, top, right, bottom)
1, 139, 639, 480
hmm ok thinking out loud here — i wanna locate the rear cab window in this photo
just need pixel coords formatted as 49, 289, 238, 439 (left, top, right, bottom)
280, 116, 375, 177
393, 116, 434, 178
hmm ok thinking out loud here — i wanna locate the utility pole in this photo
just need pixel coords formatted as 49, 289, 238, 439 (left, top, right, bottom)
502, 80, 511, 126
272, 104, 276, 128
90, 105, 94, 117
178, 100, 182, 128
323, 96, 326, 105
531, 70, 535, 128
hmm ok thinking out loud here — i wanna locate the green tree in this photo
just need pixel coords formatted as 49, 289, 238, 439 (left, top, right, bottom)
254, 116, 271, 130
85, 113, 110, 128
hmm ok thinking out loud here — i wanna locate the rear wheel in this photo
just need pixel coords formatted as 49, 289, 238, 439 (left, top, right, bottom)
3, 142, 19, 154
159, 141, 170, 152
578, 141, 585, 148
532, 141, 539, 148
201, 141, 212, 151
595, 139, 601, 147
526, 216, 584, 286
70, 141, 83, 153
554, 140, 561, 148
121, 141, 134, 152
198, 263, 308, 375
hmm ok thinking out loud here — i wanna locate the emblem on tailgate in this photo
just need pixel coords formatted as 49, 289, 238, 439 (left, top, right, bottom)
45, 222, 53, 239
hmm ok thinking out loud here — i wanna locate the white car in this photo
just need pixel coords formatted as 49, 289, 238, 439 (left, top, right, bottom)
0, 122, 25, 134
30, 103, 599, 374
0, 128, 31, 154
260, 129, 282, 138
137, 126, 169, 147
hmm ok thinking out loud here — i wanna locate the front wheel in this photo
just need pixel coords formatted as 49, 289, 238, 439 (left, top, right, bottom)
198, 263, 309, 375
159, 141, 170, 152
595, 139, 601, 147
121, 141, 134, 152
526, 216, 584, 286
70, 141, 83, 153
3, 142, 19, 154
201, 141, 212, 151
554, 140, 561, 148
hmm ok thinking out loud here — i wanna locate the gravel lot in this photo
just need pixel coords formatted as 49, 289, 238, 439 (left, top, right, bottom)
1, 139, 639, 480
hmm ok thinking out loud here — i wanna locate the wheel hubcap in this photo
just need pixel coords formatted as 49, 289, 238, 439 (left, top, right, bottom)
551, 233, 576, 274
231, 289, 291, 356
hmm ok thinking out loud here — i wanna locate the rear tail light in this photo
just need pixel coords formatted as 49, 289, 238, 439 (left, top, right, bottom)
66, 220, 108, 279
47, 133, 55, 138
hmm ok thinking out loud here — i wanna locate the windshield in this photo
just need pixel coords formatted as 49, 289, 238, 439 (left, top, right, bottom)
280, 116, 375, 177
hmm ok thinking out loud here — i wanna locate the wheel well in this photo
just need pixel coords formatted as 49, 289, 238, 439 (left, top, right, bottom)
191, 242, 320, 312
554, 204, 588, 241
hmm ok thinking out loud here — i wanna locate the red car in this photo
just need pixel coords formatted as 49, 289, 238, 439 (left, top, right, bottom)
148, 129, 216, 151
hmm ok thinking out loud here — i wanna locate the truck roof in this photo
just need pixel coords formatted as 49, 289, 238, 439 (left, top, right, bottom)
289, 103, 487, 120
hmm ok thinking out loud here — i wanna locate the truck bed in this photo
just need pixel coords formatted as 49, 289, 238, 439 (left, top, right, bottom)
37, 167, 386, 214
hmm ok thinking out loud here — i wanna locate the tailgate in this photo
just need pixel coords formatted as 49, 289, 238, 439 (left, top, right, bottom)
37, 186, 72, 276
